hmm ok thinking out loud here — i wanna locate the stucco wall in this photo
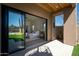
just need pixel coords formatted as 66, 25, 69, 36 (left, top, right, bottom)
64, 8, 76, 46
4, 3, 52, 41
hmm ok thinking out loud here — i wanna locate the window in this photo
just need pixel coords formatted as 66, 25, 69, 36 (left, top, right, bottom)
77, 3, 79, 26
55, 15, 64, 26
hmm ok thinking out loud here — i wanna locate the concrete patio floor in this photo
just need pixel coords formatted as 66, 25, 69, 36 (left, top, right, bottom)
25, 40, 74, 56
45, 40, 74, 56
9, 40, 74, 56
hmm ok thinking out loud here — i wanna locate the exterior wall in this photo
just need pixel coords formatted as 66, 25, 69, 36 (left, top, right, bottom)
47, 14, 52, 41
52, 12, 64, 41
64, 8, 76, 46
52, 16, 56, 40
3, 3, 52, 41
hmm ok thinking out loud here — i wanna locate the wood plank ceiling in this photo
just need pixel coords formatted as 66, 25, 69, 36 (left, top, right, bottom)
36, 3, 75, 13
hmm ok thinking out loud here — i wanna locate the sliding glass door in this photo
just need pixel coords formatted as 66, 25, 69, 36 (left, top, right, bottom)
25, 14, 47, 47
8, 10, 24, 52
8, 9, 25, 53
1, 5, 25, 55
1, 5, 47, 55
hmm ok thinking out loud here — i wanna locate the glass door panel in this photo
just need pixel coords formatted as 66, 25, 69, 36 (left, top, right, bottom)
8, 10, 25, 53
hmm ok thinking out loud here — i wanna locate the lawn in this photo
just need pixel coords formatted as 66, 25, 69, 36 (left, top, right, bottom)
72, 44, 79, 56
9, 33, 24, 41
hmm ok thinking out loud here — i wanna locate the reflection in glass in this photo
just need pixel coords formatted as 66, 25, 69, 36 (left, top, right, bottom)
8, 10, 24, 53
25, 14, 47, 47
77, 3, 79, 26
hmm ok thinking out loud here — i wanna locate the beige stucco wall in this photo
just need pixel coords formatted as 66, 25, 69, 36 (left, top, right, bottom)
4, 3, 52, 41
64, 8, 76, 46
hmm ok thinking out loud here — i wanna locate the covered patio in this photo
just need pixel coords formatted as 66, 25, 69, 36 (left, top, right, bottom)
0, 3, 77, 56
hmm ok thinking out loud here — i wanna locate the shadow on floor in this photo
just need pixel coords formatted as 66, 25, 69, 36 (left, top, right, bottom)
9, 39, 48, 56
25, 46, 52, 56
28, 51, 52, 56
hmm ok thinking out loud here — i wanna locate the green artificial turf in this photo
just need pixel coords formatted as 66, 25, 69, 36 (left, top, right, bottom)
9, 33, 24, 41
72, 44, 79, 56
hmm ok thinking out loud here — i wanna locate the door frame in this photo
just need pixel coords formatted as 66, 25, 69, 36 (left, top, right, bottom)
1, 4, 26, 55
